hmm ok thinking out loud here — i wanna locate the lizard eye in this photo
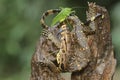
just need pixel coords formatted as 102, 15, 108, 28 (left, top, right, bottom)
39, 62, 46, 67
40, 62, 44, 65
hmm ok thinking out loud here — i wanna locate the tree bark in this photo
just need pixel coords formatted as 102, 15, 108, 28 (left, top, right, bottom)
30, 2, 116, 80
71, 2, 116, 80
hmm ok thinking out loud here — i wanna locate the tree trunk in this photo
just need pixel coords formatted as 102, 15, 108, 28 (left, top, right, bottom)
71, 2, 116, 80
30, 2, 116, 80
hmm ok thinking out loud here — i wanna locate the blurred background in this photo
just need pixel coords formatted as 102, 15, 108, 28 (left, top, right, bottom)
0, 0, 120, 80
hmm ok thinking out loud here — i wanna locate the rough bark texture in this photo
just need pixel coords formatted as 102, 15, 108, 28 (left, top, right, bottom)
71, 2, 116, 80
30, 2, 116, 80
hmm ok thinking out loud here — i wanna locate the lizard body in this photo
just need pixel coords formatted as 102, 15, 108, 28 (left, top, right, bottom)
40, 9, 104, 72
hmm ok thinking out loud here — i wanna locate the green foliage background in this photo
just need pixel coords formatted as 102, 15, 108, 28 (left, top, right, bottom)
0, 0, 120, 80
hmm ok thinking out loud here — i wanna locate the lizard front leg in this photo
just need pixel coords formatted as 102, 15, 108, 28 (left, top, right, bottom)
82, 13, 102, 36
